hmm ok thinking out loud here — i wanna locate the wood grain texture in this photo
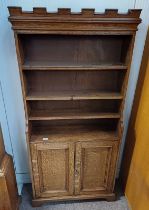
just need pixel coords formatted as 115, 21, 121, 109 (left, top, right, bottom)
75, 141, 119, 195
8, 7, 141, 18
8, 7, 141, 206
20, 35, 131, 67
31, 142, 74, 198
29, 111, 120, 121
30, 125, 119, 143
32, 192, 116, 206
24, 69, 125, 96
26, 90, 123, 101
8, 7, 141, 33
28, 100, 121, 120
22, 64, 128, 71
0, 155, 20, 210
0, 125, 20, 210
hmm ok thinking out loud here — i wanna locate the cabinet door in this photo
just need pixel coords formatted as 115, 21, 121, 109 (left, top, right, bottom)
30, 142, 74, 198
75, 141, 118, 195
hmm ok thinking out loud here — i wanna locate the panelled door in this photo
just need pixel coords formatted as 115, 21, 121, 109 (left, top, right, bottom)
30, 142, 75, 198
74, 140, 119, 195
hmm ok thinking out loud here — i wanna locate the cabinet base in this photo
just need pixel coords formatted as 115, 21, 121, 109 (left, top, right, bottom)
32, 193, 116, 207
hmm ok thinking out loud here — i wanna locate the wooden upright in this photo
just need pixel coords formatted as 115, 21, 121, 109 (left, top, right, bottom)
0, 126, 19, 210
8, 7, 141, 207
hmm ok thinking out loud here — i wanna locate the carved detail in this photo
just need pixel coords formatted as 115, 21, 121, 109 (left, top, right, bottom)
105, 9, 118, 16
81, 9, 95, 16
33, 7, 47, 15
8, 7, 22, 15
58, 8, 71, 15
8, 7, 141, 32
8, 7, 142, 18
128, 9, 142, 17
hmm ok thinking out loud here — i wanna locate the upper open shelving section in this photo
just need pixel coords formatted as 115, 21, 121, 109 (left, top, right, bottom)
19, 34, 132, 68
8, 7, 141, 141
8, 7, 141, 70
24, 70, 125, 100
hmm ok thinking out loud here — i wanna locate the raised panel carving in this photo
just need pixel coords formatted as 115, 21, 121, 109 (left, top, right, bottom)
30, 142, 74, 198
82, 147, 112, 190
39, 149, 68, 192
75, 141, 118, 195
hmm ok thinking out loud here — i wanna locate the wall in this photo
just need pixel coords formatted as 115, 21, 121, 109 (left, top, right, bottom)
0, 0, 148, 194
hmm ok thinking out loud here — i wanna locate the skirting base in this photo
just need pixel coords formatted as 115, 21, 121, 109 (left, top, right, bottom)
32, 193, 116, 207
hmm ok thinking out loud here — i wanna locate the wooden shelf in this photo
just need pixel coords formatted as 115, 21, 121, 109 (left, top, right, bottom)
30, 125, 119, 143
23, 62, 128, 71
8, 6, 141, 204
29, 110, 120, 121
26, 90, 123, 101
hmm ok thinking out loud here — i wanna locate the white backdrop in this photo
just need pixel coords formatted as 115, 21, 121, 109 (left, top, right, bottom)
0, 0, 149, 194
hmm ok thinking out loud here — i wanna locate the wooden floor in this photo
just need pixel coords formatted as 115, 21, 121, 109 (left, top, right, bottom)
19, 184, 129, 210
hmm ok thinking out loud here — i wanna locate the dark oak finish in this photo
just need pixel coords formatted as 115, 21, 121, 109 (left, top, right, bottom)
26, 91, 123, 101
0, 126, 20, 210
23, 65, 128, 71
8, 7, 141, 206
19, 35, 131, 67
8, 7, 141, 33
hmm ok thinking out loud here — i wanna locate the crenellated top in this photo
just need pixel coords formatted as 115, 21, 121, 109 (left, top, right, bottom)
8, 7, 141, 18
8, 7, 142, 34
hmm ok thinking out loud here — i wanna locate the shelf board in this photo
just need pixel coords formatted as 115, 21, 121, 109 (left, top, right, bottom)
26, 90, 123, 101
29, 110, 120, 121
30, 125, 119, 143
22, 63, 128, 71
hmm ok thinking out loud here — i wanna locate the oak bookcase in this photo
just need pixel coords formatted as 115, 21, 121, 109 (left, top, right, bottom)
8, 7, 141, 207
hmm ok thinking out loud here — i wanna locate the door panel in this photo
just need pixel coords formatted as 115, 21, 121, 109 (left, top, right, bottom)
75, 141, 118, 195
30, 142, 74, 198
